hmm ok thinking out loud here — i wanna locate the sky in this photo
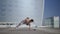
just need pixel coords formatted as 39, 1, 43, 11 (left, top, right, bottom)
43, 0, 60, 18
0, 0, 44, 26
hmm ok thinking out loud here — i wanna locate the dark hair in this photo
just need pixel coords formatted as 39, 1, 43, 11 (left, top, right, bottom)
30, 19, 34, 22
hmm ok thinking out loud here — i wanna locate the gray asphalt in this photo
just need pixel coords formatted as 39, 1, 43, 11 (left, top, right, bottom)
0, 27, 60, 34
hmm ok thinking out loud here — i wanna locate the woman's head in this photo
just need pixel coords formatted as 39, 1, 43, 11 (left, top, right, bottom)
30, 19, 34, 22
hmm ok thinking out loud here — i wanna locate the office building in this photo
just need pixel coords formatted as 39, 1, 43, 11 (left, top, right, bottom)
43, 16, 60, 28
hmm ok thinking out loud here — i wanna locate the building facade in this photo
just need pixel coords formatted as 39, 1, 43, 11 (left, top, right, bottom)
43, 16, 60, 28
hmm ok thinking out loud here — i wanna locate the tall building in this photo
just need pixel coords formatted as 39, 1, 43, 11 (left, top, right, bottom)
0, 0, 44, 26
43, 16, 60, 28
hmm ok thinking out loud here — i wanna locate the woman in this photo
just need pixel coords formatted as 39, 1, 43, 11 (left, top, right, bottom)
16, 17, 34, 30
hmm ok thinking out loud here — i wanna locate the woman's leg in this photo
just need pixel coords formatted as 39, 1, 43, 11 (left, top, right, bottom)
16, 23, 21, 28
16, 23, 21, 29
16, 21, 24, 28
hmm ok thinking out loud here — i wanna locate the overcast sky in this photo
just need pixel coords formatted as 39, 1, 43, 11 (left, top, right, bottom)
0, 0, 44, 26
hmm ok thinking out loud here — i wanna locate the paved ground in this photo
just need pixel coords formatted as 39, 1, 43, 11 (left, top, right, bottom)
0, 27, 60, 34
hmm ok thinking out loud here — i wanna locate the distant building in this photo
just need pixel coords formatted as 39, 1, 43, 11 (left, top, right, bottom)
43, 16, 60, 28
